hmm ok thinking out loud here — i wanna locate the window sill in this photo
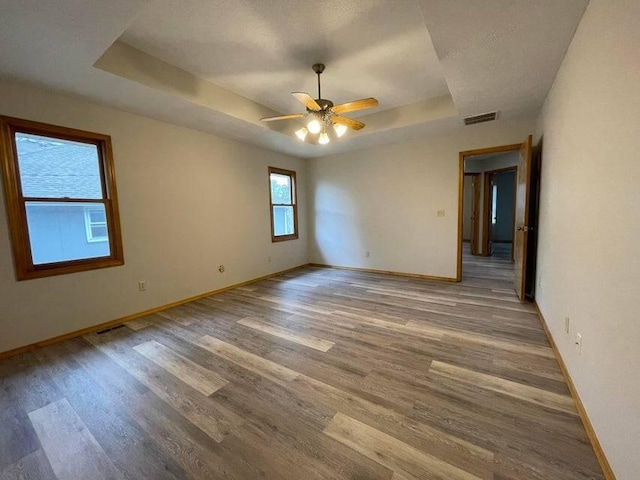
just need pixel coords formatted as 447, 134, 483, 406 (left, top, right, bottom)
16, 257, 125, 281
271, 234, 299, 243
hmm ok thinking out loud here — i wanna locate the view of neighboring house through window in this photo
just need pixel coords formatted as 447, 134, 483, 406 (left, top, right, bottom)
269, 167, 298, 242
0, 116, 124, 280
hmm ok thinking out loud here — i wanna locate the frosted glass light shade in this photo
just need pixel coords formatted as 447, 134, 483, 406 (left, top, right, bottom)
318, 132, 330, 145
307, 119, 321, 134
333, 123, 347, 137
295, 127, 308, 141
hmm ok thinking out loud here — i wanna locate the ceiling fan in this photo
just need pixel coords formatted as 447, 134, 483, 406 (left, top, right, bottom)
260, 63, 379, 144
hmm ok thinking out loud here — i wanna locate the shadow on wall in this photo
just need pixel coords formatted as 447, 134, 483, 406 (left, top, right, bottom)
312, 181, 364, 266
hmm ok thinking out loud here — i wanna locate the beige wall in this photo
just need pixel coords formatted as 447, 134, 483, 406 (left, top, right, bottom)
0, 81, 308, 353
534, 0, 640, 477
308, 118, 534, 278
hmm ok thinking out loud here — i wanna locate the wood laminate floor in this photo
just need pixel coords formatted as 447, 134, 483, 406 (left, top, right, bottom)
0, 256, 604, 479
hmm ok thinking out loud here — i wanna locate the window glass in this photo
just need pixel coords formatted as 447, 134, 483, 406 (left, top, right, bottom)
270, 173, 292, 204
15, 132, 103, 199
25, 202, 110, 264
272, 205, 295, 236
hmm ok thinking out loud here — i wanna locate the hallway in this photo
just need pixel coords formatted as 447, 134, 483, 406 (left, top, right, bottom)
462, 242, 514, 287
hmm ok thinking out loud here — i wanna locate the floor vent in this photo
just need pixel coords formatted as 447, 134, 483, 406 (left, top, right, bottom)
96, 324, 125, 335
464, 111, 498, 125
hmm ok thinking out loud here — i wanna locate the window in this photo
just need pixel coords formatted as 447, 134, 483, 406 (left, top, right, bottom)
84, 207, 108, 242
0, 116, 124, 280
268, 166, 298, 242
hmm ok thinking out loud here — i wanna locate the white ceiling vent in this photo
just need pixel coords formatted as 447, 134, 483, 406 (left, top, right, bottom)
463, 111, 499, 126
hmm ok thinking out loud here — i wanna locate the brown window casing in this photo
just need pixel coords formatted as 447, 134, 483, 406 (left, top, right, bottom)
268, 166, 298, 242
0, 116, 124, 280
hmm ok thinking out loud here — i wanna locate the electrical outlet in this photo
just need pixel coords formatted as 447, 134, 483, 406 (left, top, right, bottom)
218, 265, 225, 273
575, 333, 582, 354
564, 317, 570, 334
365, 251, 370, 258
138, 281, 146, 292
437, 210, 445, 217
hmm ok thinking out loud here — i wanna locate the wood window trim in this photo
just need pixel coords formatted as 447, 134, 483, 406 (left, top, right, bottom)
268, 166, 298, 243
0, 115, 124, 280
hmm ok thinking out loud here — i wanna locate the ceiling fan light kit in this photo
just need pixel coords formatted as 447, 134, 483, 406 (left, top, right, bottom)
261, 63, 379, 145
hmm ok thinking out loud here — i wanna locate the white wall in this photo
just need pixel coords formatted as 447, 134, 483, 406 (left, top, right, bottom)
0, 81, 308, 353
308, 118, 534, 279
465, 151, 519, 173
534, 0, 640, 478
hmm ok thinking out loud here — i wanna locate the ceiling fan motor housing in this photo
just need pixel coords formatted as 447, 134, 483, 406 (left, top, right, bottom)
312, 63, 325, 74
309, 98, 334, 112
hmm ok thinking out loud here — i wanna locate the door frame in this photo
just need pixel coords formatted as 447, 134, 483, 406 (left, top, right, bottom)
482, 166, 517, 259
456, 143, 522, 281
463, 172, 481, 254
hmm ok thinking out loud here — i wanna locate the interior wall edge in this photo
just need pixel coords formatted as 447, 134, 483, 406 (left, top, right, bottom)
534, 302, 617, 480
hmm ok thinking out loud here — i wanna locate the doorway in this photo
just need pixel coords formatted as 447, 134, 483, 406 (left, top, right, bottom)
456, 137, 534, 300
483, 167, 516, 259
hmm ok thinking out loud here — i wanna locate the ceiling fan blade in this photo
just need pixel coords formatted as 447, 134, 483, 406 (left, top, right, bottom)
292, 92, 322, 111
332, 97, 379, 115
333, 115, 365, 131
260, 113, 304, 122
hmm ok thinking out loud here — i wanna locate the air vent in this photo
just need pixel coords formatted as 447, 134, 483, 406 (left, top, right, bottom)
96, 324, 125, 335
464, 111, 498, 126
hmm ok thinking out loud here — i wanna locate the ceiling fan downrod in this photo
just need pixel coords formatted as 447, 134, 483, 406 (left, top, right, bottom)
312, 63, 325, 103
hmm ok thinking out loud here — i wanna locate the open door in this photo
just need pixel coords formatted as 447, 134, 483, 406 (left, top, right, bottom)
513, 135, 533, 300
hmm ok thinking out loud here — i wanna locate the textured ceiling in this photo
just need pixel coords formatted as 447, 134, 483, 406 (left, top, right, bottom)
0, 0, 589, 158
121, 0, 450, 114
419, 0, 589, 118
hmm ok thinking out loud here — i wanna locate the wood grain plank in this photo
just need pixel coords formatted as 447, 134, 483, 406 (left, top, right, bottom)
429, 361, 577, 415
237, 317, 335, 352
292, 375, 493, 479
124, 316, 155, 331
0, 449, 56, 480
28, 398, 123, 480
197, 335, 299, 384
85, 332, 241, 443
0, 405, 40, 472
324, 413, 482, 480
405, 322, 555, 358
133, 340, 228, 396
33, 342, 187, 480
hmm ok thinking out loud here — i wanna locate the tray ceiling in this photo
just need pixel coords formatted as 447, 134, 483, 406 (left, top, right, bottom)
0, 0, 589, 158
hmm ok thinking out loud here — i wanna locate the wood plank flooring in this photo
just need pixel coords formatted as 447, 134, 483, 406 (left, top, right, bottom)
0, 256, 604, 479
